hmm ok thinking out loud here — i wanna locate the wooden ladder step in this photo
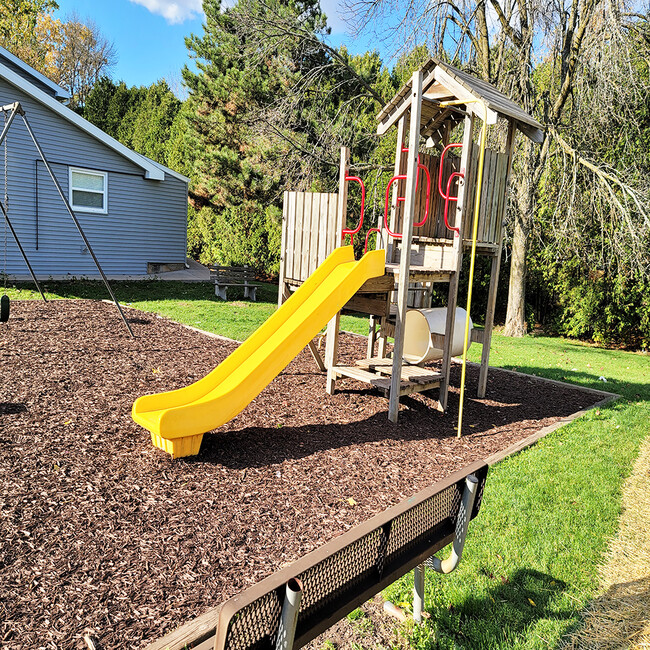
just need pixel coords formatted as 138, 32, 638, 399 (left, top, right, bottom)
356, 358, 443, 383
334, 363, 443, 397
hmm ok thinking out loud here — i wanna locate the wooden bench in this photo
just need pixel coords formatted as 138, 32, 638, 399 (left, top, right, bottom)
144, 460, 488, 650
210, 266, 258, 301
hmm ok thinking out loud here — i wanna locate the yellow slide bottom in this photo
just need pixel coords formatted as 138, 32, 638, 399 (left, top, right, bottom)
132, 246, 386, 458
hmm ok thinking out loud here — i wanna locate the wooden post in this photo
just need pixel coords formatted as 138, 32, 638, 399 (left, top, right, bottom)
439, 113, 475, 412
325, 147, 350, 394
387, 117, 407, 263
278, 190, 288, 308
477, 121, 516, 397
388, 71, 423, 423
374, 117, 407, 359
367, 315, 377, 358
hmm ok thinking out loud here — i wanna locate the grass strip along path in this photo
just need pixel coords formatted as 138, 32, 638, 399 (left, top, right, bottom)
563, 435, 650, 650
5, 279, 650, 649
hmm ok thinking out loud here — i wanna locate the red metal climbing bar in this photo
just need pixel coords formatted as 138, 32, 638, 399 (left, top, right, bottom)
364, 227, 381, 253
341, 175, 365, 246
381, 149, 432, 241
438, 143, 463, 237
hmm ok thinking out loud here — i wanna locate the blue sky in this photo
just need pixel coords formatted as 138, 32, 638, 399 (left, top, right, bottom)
52, 0, 380, 91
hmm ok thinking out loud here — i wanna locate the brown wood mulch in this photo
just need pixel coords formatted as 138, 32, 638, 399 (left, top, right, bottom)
0, 300, 601, 650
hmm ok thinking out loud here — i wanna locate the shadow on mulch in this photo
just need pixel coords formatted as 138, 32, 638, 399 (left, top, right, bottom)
0, 402, 27, 415
194, 385, 554, 469
0, 300, 603, 650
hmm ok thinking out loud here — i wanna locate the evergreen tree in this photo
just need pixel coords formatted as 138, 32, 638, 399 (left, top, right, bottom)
180, 0, 397, 272
181, 0, 330, 273
83, 78, 181, 167
82, 76, 116, 133
131, 80, 181, 166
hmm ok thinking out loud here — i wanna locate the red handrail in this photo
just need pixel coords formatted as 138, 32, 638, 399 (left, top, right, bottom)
364, 227, 381, 253
382, 154, 432, 240
438, 143, 463, 237
341, 175, 365, 246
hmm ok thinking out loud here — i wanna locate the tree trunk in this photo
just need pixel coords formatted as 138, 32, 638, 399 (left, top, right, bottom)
504, 138, 539, 337
504, 213, 528, 336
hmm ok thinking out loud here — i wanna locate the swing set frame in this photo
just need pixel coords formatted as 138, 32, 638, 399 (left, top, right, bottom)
0, 101, 133, 337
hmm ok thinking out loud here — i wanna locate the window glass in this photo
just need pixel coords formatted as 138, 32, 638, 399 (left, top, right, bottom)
71, 171, 104, 192
72, 190, 104, 209
69, 167, 107, 213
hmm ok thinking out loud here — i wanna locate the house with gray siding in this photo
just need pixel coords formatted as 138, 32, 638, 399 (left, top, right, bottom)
0, 46, 189, 278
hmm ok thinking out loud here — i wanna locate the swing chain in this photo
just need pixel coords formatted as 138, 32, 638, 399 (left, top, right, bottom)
3, 110, 7, 290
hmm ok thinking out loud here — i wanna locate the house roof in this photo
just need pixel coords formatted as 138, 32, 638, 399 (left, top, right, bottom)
377, 57, 545, 144
0, 45, 70, 101
0, 51, 190, 184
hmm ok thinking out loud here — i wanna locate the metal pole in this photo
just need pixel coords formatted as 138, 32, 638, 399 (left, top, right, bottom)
413, 563, 425, 623
0, 103, 21, 149
457, 103, 488, 437
0, 199, 46, 301
275, 578, 303, 650
19, 113, 134, 337
428, 474, 478, 574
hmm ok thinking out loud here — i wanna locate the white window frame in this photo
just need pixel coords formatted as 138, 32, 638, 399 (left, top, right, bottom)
69, 167, 108, 214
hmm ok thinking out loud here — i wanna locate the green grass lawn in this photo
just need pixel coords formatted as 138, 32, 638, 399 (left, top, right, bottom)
383, 336, 649, 649
5, 279, 649, 648
2, 279, 368, 340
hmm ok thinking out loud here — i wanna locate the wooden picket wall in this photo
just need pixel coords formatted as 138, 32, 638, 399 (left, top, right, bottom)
462, 144, 509, 246
281, 191, 339, 285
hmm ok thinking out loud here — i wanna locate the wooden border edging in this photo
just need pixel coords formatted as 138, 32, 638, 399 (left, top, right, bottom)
473, 360, 620, 465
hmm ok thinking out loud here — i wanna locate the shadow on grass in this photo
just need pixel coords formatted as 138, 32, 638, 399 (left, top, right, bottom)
428, 568, 573, 648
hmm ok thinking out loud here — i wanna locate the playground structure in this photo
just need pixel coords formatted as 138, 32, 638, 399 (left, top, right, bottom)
279, 57, 543, 422
132, 58, 542, 457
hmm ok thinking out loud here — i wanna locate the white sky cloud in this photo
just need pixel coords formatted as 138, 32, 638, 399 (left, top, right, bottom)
129, 0, 204, 24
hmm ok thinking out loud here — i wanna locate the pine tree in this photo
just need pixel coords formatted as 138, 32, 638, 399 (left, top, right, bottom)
181, 0, 329, 272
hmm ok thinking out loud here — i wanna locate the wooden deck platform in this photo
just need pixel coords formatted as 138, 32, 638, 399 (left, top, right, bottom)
332, 357, 442, 398
384, 263, 453, 284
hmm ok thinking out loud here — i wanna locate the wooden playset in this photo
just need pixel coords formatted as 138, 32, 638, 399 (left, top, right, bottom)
278, 57, 543, 426
131, 58, 543, 458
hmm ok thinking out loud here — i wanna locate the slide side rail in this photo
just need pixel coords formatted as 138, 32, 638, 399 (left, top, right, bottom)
145, 460, 488, 650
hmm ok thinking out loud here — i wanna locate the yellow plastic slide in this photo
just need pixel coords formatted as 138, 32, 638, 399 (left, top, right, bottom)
132, 246, 386, 458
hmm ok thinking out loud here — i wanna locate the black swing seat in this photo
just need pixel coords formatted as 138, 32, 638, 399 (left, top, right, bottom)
0, 294, 9, 322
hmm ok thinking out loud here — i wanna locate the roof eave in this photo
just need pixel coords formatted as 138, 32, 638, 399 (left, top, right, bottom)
377, 57, 545, 143
0, 45, 71, 100
0, 61, 166, 181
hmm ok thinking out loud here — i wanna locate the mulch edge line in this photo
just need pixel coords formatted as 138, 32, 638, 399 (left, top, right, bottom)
484, 392, 620, 466
456, 357, 620, 399
448, 359, 622, 466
